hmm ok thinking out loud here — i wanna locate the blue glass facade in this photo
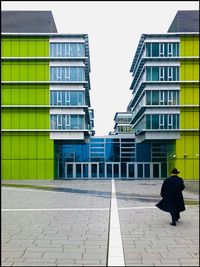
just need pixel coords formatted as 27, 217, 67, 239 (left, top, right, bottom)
55, 137, 168, 179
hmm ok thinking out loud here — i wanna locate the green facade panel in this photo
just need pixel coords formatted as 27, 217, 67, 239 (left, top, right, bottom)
1, 132, 54, 180
170, 35, 200, 180
1, 36, 54, 180
180, 36, 199, 57
2, 108, 50, 129
1, 37, 49, 57
2, 61, 49, 81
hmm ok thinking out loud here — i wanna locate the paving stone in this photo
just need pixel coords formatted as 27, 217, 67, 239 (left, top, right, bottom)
2, 180, 199, 267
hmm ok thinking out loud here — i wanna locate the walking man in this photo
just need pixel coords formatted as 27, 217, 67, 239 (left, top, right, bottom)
156, 168, 185, 226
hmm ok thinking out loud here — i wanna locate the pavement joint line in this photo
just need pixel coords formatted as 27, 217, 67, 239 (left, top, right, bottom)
2, 208, 109, 211
118, 206, 157, 210
108, 179, 125, 266
118, 205, 199, 210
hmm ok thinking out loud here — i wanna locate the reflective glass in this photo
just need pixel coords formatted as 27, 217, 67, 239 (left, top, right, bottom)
91, 164, 97, 178
107, 164, 112, 178
99, 163, 105, 177
152, 67, 159, 81
144, 164, 150, 178
77, 68, 84, 81
152, 115, 159, 129
136, 143, 151, 162
152, 91, 159, 105
70, 44, 77, 57
128, 164, 135, 178
76, 164, 82, 178
121, 163, 127, 178
146, 115, 151, 129
114, 164, 119, 178
153, 164, 159, 178
70, 68, 77, 81
146, 43, 151, 56
152, 43, 159, 56
146, 67, 151, 81
83, 164, 88, 178
146, 91, 151, 105
138, 164, 143, 178
77, 43, 85, 57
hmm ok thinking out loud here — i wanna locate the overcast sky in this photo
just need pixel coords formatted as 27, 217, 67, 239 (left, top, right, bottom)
2, 1, 199, 135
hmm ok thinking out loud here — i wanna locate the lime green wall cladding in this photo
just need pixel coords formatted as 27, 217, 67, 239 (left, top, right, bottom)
1, 132, 54, 180
1, 37, 49, 57
2, 61, 49, 81
176, 35, 200, 180
2, 108, 50, 129
1, 84, 49, 105
180, 84, 199, 105
173, 132, 199, 180
180, 36, 199, 56
180, 60, 199, 81
180, 108, 199, 130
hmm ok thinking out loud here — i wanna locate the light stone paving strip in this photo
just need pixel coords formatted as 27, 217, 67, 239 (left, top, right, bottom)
108, 179, 125, 266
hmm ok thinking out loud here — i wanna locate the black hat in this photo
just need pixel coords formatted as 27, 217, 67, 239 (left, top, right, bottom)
171, 168, 180, 174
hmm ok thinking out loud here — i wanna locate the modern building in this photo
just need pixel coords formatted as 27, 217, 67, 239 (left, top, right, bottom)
1, 10, 199, 180
1, 11, 94, 180
127, 10, 199, 179
56, 135, 167, 179
111, 112, 133, 135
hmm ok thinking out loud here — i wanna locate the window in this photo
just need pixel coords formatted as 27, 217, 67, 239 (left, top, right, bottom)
168, 67, 173, 81
146, 43, 151, 57
146, 90, 179, 106
159, 67, 165, 81
50, 114, 84, 129
152, 91, 159, 105
152, 43, 159, 57
159, 115, 164, 129
152, 115, 159, 129
50, 67, 85, 81
146, 67, 179, 82
168, 43, 173, 57
152, 67, 159, 81
159, 43, 165, 57
145, 42, 179, 57
50, 43, 85, 57
51, 91, 83, 106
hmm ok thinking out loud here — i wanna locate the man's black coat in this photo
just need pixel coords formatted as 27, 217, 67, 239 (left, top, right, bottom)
156, 175, 185, 213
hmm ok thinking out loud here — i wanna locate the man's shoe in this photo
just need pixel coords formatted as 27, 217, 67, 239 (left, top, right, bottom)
170, 222, 176, 226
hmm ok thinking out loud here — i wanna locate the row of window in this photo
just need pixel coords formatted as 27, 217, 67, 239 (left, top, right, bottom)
50, 114, 85, 130
50, 43, 85, 57
116, 116, 132, 123
146, 42, 179, 57
117, 125, 133, 133
50, 91, 85, 106
146, 66, 179, 81
146, 114, 179, 129
50, 67, 85, 81
146, 90, 179, 105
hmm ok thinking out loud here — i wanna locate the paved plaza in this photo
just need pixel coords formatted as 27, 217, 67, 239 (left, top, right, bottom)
1, 179, 199, 266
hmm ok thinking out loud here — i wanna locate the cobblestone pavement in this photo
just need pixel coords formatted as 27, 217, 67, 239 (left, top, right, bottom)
1, 179, 199, 266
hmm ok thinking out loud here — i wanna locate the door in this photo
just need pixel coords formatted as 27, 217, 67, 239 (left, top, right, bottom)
76, 164, 82, 178
113, 164, 119, 178
137, 163, 151, 178
153, 163, 160, 178
106, 164, 112, 178
128, 163, 135, 178
91, 163, 98, 178
66, 164, 74, 178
